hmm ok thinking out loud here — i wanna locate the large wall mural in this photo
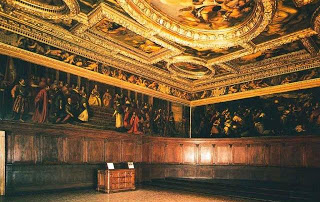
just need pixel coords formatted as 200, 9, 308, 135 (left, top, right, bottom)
0, 55, 190, 137
192, 87, 320, 138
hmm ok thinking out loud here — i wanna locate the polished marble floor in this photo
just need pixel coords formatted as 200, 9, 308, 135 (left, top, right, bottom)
1, 187, 259, 202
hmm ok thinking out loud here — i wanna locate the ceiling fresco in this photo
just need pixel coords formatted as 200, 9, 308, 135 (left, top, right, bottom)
0, 0, 320, 105
147, 0, 255, 30
252, 0, 316, 44
94, 19, 163, 54
232, 40, 305, 65
183, 46, 242, 60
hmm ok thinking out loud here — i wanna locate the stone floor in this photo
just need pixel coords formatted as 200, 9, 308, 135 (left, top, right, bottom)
0, 188, 259, 202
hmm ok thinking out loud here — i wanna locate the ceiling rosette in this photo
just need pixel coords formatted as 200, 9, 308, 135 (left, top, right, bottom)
167, 56, 215, 80
117, 0, 277, 49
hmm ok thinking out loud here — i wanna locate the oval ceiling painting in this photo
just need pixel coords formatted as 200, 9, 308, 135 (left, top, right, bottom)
148, 0, 255, 30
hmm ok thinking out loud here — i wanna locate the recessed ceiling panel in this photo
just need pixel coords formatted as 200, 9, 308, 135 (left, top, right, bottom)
232, 40, 304, 65
94, 19, 164, 54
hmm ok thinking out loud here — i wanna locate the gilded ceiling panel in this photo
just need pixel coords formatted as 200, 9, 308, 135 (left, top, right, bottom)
252, 0, 316, 44
152, 60, 168, 71
94, 19, 164, 54
182, 46, 243, 60
231, 40, 305, 66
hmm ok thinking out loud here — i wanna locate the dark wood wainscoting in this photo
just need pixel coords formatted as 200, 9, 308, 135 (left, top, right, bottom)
1, 121, 142, 194
137, 164, 320, 186
1, 121, 320, 194
141, 136, 320, 168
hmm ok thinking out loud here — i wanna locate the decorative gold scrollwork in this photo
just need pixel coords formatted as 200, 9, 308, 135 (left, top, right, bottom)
167, 56, 215, 80
117, 0, 277, 49
5, 0, 80, 20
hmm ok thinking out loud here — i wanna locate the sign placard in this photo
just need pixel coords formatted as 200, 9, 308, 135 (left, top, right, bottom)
128, 162, 134, 169
107, 163, 114, 170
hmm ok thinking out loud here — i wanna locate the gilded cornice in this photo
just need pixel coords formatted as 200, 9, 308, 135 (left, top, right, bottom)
206, 28, 317, 66
193, 51, 320, 91
5, 0, 80, 20
190, 78, 320, 107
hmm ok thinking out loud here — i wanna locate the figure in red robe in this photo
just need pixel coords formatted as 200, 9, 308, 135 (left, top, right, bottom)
32, 85, 49, 123
123, 107, 131, 130
128, 112, 142, 135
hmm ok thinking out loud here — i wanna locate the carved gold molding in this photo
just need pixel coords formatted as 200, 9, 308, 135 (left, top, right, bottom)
166, 56, 215, 80
293, 0, 319, 7
193, 51, 320, 91
190, 78, 320, 107
118, 0, 276, 49
301, 37, 319, 56
5, 0, 80, 20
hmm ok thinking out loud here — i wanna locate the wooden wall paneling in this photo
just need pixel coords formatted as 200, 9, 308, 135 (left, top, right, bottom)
142, 141, 151, 163
183, 165, 197, 178
40, 135, 62, 164
165, 165, 184, 178
182, 143, 196, 164
105, 139, 121, 163
214, 144, 231, 165
269, 143, 281, 166
247, 144, 267, 166
62, 137, 67, 163
199, 144, 213, 165
66, 137, 84, 164
83, 138, 88, 163
6, 132, 13, 164
151, 142, 165, 163
281, 143, 304, 167
13, 134, 34, 163
165, 143, 182, 164
33, 135, 41, 164
232, 144, 247, 165
197, 165, 214, 178
87, 139, 104, 163
305, 142, 320, 167
122, 140, 135, 162
134, 140, 142, 162
196, 144, 200, 165
0, 131, 5, 195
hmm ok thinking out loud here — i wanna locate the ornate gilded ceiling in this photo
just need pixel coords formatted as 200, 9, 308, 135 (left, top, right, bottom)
0, 0, 320, 106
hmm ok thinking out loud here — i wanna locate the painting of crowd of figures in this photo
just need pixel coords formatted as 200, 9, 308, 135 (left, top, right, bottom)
0, 55, 190, 138
0, 54, 319, 138
192, 87, 320, 138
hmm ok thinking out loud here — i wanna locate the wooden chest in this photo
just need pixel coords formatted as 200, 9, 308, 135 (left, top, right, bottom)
97, 169, 135, 193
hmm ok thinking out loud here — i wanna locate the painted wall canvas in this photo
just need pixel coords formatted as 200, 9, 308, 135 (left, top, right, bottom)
0, 55, 190, 138
192, 87, 320, 138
